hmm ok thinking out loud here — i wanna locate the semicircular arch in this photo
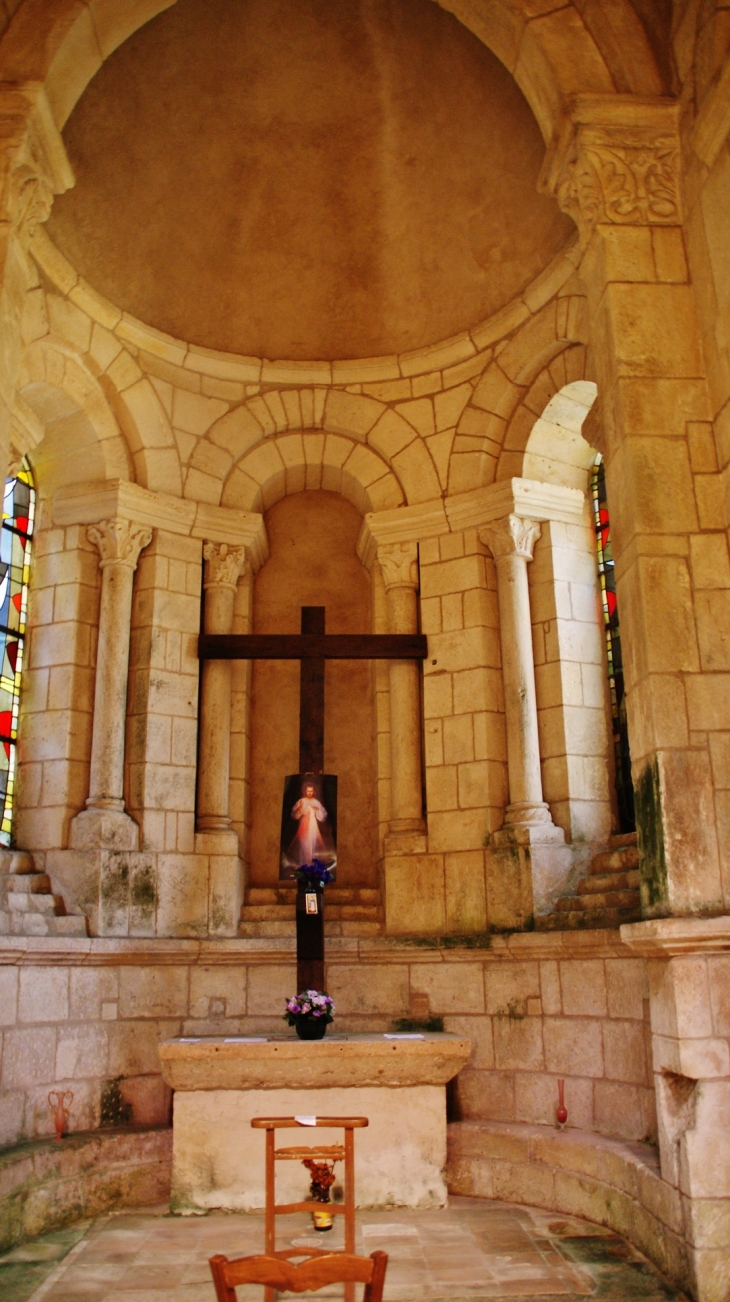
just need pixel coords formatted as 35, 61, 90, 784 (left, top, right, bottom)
17, 336, 133, 493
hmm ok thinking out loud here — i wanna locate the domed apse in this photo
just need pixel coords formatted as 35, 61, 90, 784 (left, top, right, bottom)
48, 0, 574, 361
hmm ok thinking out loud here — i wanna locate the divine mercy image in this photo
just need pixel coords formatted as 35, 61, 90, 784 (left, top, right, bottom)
279, 773, 338, 880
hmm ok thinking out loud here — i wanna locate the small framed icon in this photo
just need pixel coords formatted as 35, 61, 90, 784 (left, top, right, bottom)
305, 892, 319, 915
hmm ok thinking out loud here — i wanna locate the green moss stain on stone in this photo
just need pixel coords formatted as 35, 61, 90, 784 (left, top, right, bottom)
130, 862, 156, 913
634, 758, 668, 915
100, 857, 129, 908
100, 1079, 132, 1128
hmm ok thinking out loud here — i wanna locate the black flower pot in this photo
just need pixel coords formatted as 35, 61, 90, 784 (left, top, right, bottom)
295, 1019, 328, 1041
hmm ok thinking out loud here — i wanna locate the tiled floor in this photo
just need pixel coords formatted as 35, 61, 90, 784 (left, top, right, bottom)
1, 1199, 687, 1302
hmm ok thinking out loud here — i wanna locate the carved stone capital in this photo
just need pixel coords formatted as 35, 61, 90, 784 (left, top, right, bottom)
0, 83, 74, 248
88, 519, 153, 570
479, 515, 541, 564
378, 541, 419, 590
203, 540, 247, 589
541, 98, 681, 245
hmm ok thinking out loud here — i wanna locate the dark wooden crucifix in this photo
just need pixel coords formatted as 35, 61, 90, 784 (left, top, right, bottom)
199, 607, 427, 991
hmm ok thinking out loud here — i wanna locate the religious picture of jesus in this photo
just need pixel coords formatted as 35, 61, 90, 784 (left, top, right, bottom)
279, 773, 337, 880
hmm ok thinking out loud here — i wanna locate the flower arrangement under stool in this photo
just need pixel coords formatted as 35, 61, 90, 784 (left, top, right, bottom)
284, 990, 335, 1040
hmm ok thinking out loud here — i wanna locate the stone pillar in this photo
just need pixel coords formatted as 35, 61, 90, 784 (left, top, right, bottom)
84, 519, 153, 815
479, 515, 550, 829
197, 541, 246, 831
479, 516, 568, 926
378, 542, 424, 839
543, 96, 725, 919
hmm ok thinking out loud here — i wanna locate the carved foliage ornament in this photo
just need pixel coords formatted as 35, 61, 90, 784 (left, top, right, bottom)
378, 541, 419, 590
88, 519, 153, 570
480, 515, 541, 563
554, 127, 680, 243
0, 87, 73, 247
203, 540, 247, 589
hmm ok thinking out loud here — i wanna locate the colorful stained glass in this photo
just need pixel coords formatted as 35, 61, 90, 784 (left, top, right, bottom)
591, 456, 634, 833
0, 462, 35, 846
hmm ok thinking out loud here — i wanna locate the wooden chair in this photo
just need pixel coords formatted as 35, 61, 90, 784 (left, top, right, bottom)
209, 1248, 388, 1301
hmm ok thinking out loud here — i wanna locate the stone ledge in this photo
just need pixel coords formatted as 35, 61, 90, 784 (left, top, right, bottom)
0, 927, 632, 966
446, 1120, 694, 1298
0, 1126, 171, 1253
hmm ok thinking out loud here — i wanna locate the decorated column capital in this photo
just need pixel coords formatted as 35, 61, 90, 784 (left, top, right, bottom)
540, 96, 681, 245
377, 541, 419, 591
0, 83, 74, 247
87, 518, 153, 570
203, 540, 247, 590
479, 515, 541, 564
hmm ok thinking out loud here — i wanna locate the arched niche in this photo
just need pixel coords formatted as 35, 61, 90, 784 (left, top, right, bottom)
235, 489, 379, 893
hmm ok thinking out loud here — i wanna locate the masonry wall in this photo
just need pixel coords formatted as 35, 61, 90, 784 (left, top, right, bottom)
0, 936, 660, 1149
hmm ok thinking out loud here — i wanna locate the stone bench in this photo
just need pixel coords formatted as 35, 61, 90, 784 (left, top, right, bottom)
447, 1119, 692, 1296
0, 1126, 172, 1253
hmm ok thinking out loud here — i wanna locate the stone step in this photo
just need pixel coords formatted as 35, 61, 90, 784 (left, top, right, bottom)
535, 904, 641, 931
0, 849, 35, 875
2, 873, 52, 893
241, 902, 381, 922
589, 845, 639, 874
238, 918, 384, 939
556, 888, 639, 912
245, 886, 380, 906
8, 912, 87, 936
6, 891, 66, 914
577, 870, 640, 895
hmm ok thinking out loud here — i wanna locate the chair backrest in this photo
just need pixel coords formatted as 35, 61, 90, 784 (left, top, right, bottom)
209, 1249, 388, 1300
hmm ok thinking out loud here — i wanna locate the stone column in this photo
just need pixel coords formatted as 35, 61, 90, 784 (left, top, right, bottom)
479, 515, 552, 829
85, 518, 152, 814
197, 541, 246, 831
378, 542, 424, 838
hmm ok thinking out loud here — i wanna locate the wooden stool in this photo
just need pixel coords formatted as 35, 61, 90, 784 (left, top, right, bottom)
251, 1115, 368, 1302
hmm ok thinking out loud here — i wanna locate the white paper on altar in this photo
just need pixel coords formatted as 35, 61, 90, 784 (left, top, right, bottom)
383, 1033, 424, 1040
223, 1037, 268, 1043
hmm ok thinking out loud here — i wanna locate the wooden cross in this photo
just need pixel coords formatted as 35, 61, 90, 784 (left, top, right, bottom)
199, 606, 428, 990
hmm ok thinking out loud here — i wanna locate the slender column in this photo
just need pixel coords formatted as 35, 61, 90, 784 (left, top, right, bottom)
86, 519, 152, 811
480, 515, 552, 829
378, 542, 424, 835
197, 541, 246, 831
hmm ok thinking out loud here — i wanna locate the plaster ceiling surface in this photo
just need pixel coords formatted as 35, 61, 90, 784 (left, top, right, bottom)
47, 0, 574, 361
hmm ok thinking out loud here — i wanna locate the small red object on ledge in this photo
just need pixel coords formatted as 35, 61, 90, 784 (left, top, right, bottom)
48, 1089, 73, 1141
556, 1079, 568, 1129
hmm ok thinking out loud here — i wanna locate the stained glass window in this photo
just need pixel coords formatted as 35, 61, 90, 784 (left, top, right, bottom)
591, 456, 635, 833
0, 462, 35, 846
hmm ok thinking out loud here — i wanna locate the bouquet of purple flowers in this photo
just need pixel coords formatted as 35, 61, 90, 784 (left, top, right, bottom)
284, 990, 335, 1026
294, 859, 335, 890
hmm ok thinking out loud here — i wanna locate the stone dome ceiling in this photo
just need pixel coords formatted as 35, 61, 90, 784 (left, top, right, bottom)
47, 0, 574, 362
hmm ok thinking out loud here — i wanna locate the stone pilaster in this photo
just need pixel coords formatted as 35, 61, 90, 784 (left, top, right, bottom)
378, 541, 424, 842
543, 96, 725, 920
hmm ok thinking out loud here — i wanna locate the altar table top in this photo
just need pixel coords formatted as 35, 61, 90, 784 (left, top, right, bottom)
159, 1031, 471, 1091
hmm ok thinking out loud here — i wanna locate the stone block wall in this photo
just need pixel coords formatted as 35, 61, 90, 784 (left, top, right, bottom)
0, 933, 655, 1149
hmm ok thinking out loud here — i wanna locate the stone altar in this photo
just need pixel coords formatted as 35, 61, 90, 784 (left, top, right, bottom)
159, 1032, 471, 1213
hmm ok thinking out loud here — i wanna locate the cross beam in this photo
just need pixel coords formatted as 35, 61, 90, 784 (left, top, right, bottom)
198, 633, 428, 659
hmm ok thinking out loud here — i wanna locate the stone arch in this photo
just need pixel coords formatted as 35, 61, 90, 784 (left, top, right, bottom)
17, 336, 133, 493
198, 387, 441, 511
0, 0, 665, 146
448, 302, 588, 494
523, 380, 599, 490
219, 428, 405, 517
495, 344, 593, 481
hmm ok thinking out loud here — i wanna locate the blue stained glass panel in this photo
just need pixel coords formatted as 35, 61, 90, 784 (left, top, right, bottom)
0, 462, 35, 845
